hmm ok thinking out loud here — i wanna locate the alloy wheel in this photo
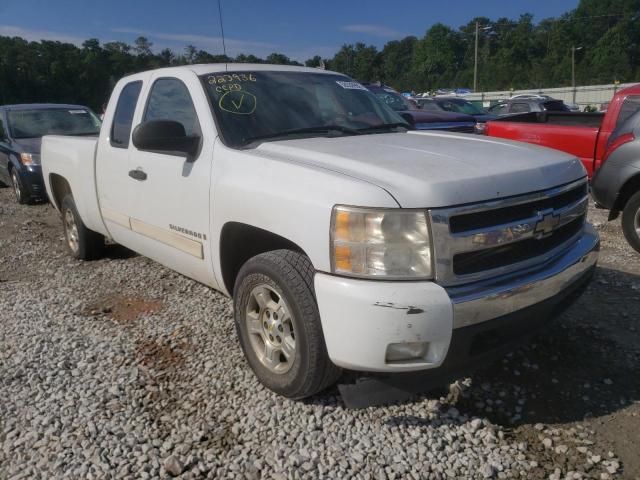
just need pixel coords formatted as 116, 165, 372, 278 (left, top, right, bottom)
64, 208, 80, 254
245, 283, 297, 374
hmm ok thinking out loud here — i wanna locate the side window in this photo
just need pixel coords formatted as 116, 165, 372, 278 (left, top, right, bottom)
144, 78, 200, 136
111, 81, 143, 148
616, 95, 640, 130
510, 103, 530, 113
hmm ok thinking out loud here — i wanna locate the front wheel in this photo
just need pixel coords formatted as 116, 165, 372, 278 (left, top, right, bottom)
233, 250, 341, 399
622, 190, 640, 253
61, 194, 105, 260
11, 169, 31, 205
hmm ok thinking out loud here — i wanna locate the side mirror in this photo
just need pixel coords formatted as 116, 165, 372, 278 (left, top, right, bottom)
132, 120, 200, 159
400, 113, 415, 125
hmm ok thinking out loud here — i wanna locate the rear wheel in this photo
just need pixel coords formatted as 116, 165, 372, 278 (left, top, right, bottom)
233, 250, 341, 399
11, 169, 31, 205
61, 194, 105, 260
622, 191, 640, 254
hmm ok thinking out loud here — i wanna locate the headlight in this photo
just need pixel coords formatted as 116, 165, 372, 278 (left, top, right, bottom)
20, 153, 41, 165
330, 205, 433, 279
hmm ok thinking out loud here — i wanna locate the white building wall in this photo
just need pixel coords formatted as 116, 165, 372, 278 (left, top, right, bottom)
463, 83, 638, 107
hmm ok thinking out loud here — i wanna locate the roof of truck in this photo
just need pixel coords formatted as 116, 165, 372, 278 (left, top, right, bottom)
0, 103, 90, 111
187, 63, 337, 76
617, 83, 640, 96
118, 64, 340, 83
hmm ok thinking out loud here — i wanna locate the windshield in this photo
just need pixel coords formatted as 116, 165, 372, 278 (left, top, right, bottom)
436, 99, 486, 115
202, 71, 407, 148
372, 90, 416, 112
8, 108, 101, 138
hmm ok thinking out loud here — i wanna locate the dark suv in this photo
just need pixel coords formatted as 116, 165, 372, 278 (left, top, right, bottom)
0, 104, 101, 203
488, 96, 570, 116
363, 84, 477, 133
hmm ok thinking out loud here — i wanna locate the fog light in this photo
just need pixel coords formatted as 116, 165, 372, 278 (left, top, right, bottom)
385, 342, 429, 363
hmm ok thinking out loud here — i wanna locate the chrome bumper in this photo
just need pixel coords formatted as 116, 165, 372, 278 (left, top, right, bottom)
447, 224, 599, 329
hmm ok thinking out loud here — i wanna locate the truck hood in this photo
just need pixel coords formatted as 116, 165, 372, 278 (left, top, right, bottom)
255, 131, 586, 208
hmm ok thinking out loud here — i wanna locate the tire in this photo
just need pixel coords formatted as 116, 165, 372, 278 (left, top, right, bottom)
233, 249, 341, 399
621, 190, 640, 254
60, 194, 105, 260
11, 168, 31, 205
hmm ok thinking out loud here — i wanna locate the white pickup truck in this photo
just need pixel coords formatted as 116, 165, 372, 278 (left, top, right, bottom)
42, 64, 599, 400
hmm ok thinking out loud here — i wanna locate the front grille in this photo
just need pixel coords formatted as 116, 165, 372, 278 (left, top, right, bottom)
453, 215, 585, 275
450, 183, 588, 233
429, 179, 589, 286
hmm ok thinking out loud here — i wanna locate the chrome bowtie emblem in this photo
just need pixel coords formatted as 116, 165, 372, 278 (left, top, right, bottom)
534, 210, 560, 236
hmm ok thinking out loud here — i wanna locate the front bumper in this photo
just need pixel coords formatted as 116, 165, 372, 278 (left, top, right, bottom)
315, 224, 599, 373
19, 165, 46, 198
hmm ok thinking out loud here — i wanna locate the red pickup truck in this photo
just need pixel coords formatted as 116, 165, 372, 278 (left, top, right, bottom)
485, 84, 640, 178
485, 84, 640, 252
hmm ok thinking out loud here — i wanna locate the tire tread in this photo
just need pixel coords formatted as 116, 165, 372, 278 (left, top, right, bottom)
234, 249, 341, 399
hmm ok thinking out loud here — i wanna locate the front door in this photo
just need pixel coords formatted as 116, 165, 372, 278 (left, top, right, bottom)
125, 72, 217, 287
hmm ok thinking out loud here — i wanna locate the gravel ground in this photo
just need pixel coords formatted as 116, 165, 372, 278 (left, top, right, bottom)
1, 187, 639, 480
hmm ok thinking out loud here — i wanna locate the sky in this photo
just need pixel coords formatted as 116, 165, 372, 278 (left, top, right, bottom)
0, 0, 581, 61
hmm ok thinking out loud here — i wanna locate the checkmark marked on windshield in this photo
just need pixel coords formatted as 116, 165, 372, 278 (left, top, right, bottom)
218, 91, 257, 115
231, 94, 245, 110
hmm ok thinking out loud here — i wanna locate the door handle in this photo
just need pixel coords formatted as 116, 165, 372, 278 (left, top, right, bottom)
128, 168, 147, 181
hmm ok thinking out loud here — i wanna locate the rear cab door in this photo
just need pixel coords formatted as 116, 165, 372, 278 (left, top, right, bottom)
124, 69, 218, 288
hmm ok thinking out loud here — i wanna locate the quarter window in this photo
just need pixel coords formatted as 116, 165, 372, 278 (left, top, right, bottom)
144, 78, 201, 136
111, 81, 142, 148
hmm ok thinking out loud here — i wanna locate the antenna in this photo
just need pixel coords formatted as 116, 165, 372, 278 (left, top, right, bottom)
217, 0, 228, 70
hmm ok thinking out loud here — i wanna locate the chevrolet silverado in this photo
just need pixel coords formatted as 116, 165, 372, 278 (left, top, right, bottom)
41, 65, 599, 399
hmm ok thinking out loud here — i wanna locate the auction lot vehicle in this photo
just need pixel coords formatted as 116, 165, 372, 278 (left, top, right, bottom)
0, 104, 101, 204
415, 97, 497, 123
485, 85, 640, 253
42, 65, 599, 399
487, 97, 570, 116
363, 83, 477, 133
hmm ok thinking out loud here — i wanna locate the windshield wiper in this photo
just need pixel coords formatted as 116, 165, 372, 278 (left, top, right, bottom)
357, 122, 411, 133
242, 125, 361, 146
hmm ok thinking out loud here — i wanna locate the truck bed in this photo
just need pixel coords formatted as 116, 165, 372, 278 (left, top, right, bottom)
485, 112, 605, 177
41, 135, 107, 236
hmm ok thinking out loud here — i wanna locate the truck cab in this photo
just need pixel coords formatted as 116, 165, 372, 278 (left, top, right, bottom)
41, 65, 599, 400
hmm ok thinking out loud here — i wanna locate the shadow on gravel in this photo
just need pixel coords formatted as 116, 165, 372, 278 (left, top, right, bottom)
103, 244, 138, 260
455, 266, 640, 428
319, 266, 640, 426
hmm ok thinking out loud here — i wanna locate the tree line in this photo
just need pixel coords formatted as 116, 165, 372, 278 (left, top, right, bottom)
0, 0, 638, 111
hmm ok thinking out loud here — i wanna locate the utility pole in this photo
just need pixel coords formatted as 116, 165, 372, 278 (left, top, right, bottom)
473, 21, 479, 92
571, 46, 583, 104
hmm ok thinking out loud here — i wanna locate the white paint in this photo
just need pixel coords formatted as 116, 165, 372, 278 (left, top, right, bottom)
40, 64, 598, 374
314, 273, 453, 371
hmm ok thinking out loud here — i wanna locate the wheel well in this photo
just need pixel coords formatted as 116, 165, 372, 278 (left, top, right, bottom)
613, 173, 640, 212
219, 222, 307, 295
49, 174, 72, 210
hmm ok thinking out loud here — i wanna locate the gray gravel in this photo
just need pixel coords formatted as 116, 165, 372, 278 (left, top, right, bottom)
0, 189, 633, 479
